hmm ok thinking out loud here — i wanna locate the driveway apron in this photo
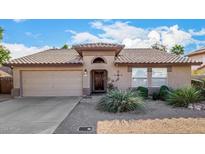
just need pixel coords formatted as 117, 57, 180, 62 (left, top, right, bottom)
0, 97, 81, 134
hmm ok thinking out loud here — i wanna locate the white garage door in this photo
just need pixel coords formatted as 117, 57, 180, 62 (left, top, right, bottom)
22, 71, 82, 96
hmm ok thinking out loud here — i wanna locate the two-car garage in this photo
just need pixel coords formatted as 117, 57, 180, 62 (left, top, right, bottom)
21, 70, 83, 96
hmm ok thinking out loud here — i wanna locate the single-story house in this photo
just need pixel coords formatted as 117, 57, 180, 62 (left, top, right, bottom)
187, 48, 205, 71
4, 43, 202, 97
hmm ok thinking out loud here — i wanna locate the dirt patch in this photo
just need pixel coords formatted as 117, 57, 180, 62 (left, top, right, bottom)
97, 118, 205, 134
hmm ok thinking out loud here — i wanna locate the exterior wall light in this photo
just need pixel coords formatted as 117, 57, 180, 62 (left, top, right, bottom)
84, 69, 88, 76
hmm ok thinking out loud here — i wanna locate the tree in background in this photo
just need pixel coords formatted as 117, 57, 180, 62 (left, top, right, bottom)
151, 43, 167, 52
0, 27, 3, 41
0, 45, 11, 64
171, 44, 184, 55
61, 44, 70, 49
0, 27, 11, 64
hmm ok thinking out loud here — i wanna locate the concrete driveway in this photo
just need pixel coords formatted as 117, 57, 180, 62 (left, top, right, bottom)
0, 97, 81, 134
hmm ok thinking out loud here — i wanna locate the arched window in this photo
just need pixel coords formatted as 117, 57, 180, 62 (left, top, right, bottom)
92, 57, 106, 64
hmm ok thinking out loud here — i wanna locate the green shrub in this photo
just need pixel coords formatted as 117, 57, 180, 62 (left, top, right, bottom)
132, 86, 148, 98
107, 82, 118, 91
130, 88, 140, 96
200, 88, 205, 99
96, 90, 144, 113
193, 87, 205, 101
166, 86, 203, 107
152, 92, 160, 100
159, 85, 170, 101
191, 79, 204, 89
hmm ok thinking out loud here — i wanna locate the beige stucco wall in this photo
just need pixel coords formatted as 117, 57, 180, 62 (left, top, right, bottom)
115, 66, 132, 90
167, 66, 191, 89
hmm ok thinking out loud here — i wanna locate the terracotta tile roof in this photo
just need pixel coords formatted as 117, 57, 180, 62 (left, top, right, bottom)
5, 49, 83, 66
4, 47, 201, 66
72, 42, 125, 56
187, 48, 205, 57
115, 48, 201, 65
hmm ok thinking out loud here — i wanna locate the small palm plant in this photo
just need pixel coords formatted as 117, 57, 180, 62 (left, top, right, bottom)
170, 44, 184, 55
96, 90, 144, 113
166, 86, 203, 107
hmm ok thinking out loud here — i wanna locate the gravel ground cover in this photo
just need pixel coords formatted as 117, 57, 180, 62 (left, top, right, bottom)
54, 96, 205, 134
97, 118, 205, 133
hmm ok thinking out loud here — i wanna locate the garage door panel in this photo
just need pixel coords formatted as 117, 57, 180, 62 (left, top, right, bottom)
22, 71, 82, 96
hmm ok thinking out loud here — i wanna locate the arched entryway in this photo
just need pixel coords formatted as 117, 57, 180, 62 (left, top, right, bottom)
91, 70, 107, 93
92, 57, 107, 64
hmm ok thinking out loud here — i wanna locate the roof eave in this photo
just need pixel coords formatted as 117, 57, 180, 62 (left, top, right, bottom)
114, 62, 202, 66
3, 63, 83, 67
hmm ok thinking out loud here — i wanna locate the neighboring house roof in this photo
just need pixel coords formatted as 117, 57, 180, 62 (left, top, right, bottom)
0, 66, 12, 77
72, 42, 125, 56
196, 64, 205, 70
4, 44, 202, 66
187, 48, 205, 57
0, 70, 12, 77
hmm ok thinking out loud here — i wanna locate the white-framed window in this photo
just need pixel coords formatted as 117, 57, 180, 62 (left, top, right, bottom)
132, 68, 148, 87
152, 68, 167, 87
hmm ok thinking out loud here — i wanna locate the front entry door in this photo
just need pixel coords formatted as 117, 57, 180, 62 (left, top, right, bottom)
92, 70, 107, 92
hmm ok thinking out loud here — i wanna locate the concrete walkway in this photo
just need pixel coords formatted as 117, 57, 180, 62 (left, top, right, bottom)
0, 94, 12, 102
0, 97, 81, 134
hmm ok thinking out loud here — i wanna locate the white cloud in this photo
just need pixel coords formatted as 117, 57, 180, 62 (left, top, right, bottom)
65, 29, 77, 34
25, 32, 41, 39
148, 30, 160, 42
192, 39, 205, 49
71, 32, 115, 44
13, 19, 27, 23
122, 25, 193, 49
189, 28, 205, 36
3, 43, 50, 59
69, 21, 148, 45
122, 38, 151, 48
91, 21, 147, 41
161, 25, 193, 48
68, 21, 203, 50
121, 31, 161, 48
71, 32, 101, 43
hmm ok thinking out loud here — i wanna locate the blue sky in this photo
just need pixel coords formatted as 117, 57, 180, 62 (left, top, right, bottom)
0, 19, 205, 58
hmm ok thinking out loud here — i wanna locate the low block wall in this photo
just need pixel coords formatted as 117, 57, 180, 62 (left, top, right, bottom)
0, 77, 13, 94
